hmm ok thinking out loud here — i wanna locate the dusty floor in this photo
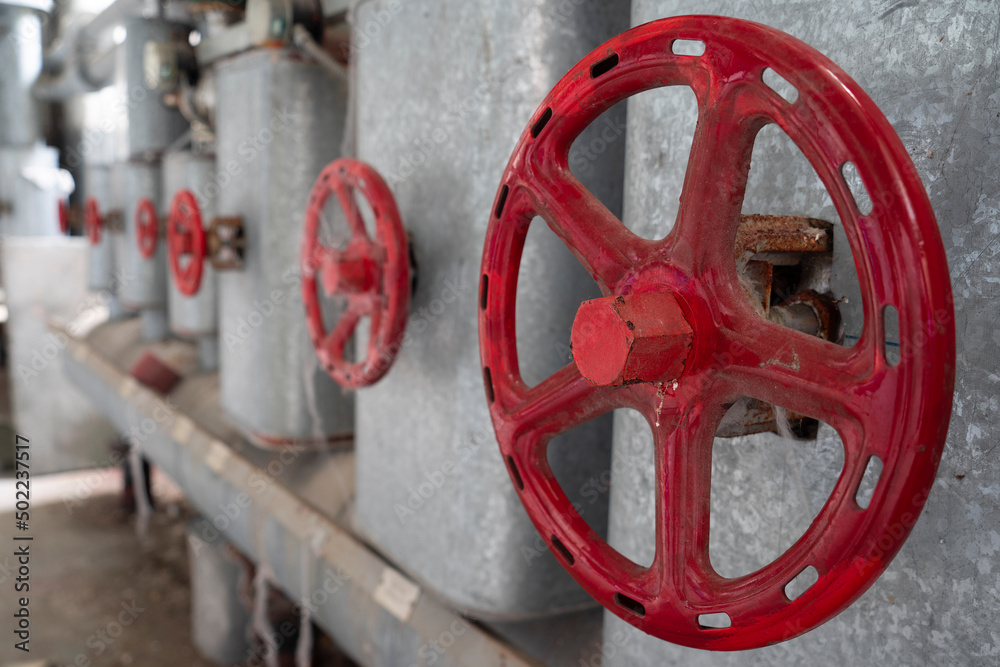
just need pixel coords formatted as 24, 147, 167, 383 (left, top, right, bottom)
0, 468, 216, 667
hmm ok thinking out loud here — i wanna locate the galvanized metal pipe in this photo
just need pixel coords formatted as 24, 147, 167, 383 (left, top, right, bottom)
604, 1, 997, 663
353, 0, 630, 619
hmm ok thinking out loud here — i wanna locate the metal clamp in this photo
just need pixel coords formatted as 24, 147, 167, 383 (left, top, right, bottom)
207, 216, 246, 270
103, 208, 125, 232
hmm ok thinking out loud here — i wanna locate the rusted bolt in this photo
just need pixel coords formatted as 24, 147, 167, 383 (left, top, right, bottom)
571, 291, 694, 386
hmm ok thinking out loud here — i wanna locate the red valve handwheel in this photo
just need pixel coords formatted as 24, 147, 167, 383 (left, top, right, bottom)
135, 197, 158, 259
58, 199, 69, 235
478, 16, 954, 650
301, 158, 410, 389
167, 190, 206, 297
84, 196, 103, 245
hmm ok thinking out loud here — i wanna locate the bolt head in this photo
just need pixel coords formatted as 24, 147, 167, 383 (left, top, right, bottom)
571, 292, 694, 386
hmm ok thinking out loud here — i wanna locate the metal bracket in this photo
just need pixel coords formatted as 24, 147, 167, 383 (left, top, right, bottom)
103, 208, 124, 232
207, 216, 246, 269
721, 214, 840, 440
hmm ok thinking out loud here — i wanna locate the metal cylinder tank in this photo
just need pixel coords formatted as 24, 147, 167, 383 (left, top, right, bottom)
119, 160, 168, 311
115, 18, 191, 161
353, 0, 629, 618
602, 1, 996, 664
164, 149, 219, 339
0, 1, 63, 238
187, 521, 253, 664
108, 160, 129, 303
0, 3, 42, 147
215, 47, 353, 448
0, 145, 61, 236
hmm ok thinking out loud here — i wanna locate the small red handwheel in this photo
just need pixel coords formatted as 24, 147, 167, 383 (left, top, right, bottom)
167, 190, 206, 297
84, 196, 102, 245
301, 158, 410, 389
58, 199, 69, 235
478, 16, 954, 650
135, 197, 158, 259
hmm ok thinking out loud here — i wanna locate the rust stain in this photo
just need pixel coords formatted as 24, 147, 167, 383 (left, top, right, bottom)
735, 214, 833, 260
208, 216, 246, 269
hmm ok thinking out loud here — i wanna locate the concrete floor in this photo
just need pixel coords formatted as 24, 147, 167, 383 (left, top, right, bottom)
0, 467, 216, 667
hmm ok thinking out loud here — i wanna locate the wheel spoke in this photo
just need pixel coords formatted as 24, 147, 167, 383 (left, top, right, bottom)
666, 84, 762, 275
715, 317, 877, 448
322, 300, 364, 363
500, 363, 620, 452
331, 179, 369, 242
525, 170, 649, 293
653, 401, 719, 602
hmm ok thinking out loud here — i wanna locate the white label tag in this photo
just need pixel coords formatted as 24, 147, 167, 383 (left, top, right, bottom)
205, 440, 230, 473
120, 376, 139, 398
171, 416, 194, 444
373, 568, 420, 622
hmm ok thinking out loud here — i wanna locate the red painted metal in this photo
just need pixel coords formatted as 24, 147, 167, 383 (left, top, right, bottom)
84, 196, 102, 245
58, 199, 69, 235
167, 190, 206, 297
136, 197, 159, 259
478, 15, 955, 650
129, 351, 182, 394
301, 158, 410, 389
572, 292, 693, 386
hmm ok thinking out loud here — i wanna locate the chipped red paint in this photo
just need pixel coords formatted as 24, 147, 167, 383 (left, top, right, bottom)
84, 196, 102, 245
167, 189, 207, 297
135, 197, 159, 259
301, 158, 411, 389
58, 198, 70, 235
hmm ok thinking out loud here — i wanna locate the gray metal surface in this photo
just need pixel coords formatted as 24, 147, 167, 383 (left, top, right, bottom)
139, 306, 168, 341
215, 47, 353, 447
2, 238, 116, 474
194, 21, 250, 66
0, 4, 42, 147
119, 159, 168, 310
59, 318, 543, 667
85, 163, 116, 291
353, 0, 629, 619
0, 145, 61, 236
604, 1, 1000, 664
164, 149, 219, 338
109, 160, 128, 287
187, 521, 253, 664
115, 18, 190, 160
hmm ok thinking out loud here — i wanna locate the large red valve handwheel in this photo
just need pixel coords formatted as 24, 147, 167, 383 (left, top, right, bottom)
58, 199, 69, 235
167, 190, 206, 297
301, 158, 410, 389
135, 197, 159, 259
84, 196, 102, 245
478, 16, 955, 651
